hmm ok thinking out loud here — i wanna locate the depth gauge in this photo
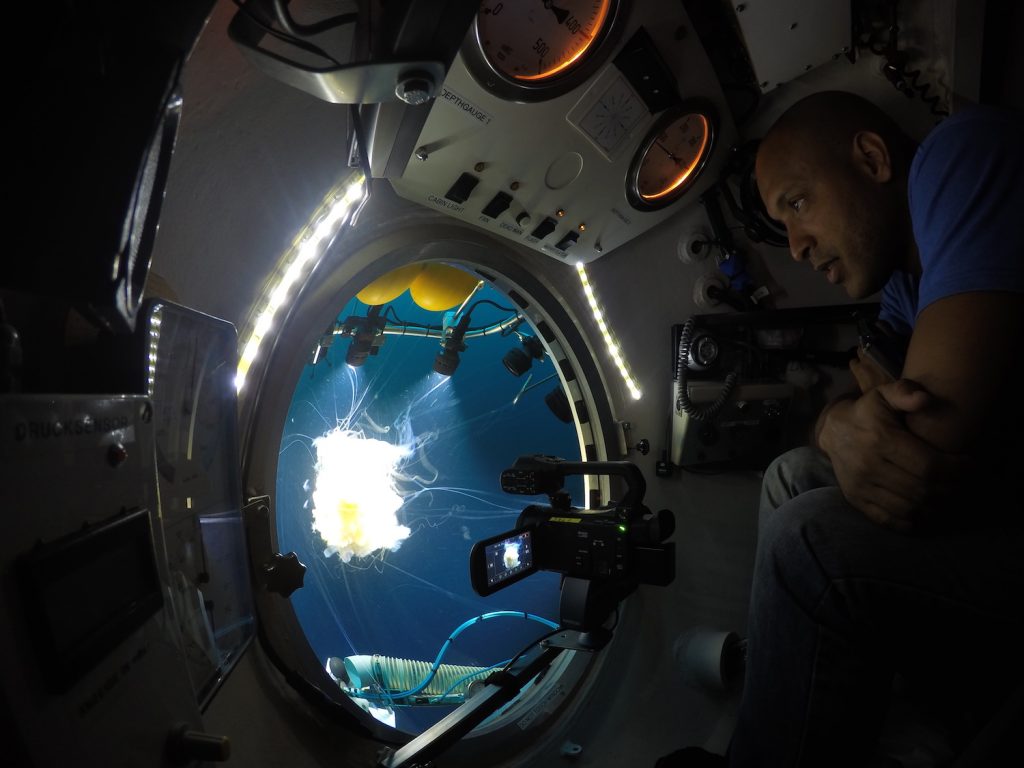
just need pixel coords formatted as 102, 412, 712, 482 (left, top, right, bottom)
466, 0, 624, 101
626, 102, 717, 211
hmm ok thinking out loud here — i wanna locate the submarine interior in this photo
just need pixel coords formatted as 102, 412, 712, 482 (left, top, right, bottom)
1, 1, 1021, 766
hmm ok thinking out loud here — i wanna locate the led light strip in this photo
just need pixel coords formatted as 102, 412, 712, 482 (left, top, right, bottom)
236, 175, 367, 391
576, 261, 642, 401
146, 307, 162, 394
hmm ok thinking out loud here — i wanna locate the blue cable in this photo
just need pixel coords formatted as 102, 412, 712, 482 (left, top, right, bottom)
353, 611, 559, 704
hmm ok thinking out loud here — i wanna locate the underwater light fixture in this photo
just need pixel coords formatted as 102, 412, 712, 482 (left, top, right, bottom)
503, 333, 545, 377
433, 312, 472, 376
545, 386, 573, 423
575, 262, 642, 400
344, 306, 386, 367
236, 174, 367, 391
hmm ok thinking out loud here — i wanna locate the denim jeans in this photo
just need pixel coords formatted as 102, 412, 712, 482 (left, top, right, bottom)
729, 447, 1024, 767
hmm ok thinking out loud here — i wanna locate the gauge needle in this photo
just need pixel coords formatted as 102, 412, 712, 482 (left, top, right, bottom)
655, 140, 684, 165
543, 0, 569, 24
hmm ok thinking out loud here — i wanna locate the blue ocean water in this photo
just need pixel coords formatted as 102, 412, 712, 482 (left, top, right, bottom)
276, 282, 583, 732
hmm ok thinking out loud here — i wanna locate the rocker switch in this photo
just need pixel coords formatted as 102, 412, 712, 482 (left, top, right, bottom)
555, 231, 580, 250
481, 192, 513, 218
530, 217, 558, 240
445, 173, 479, 204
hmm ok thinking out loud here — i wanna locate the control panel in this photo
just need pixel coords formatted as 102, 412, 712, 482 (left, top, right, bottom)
389, 3, 736, 263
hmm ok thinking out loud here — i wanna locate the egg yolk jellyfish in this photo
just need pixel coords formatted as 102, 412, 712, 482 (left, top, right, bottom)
275, 277, 583, 733
308, 411, 412, 564
502, 542, 521, 570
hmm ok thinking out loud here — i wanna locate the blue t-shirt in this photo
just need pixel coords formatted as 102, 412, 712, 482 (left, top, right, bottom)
878, 106, 1024, 335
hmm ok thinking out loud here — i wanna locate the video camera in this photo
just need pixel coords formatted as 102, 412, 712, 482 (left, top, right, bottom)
469, 455, 675, 643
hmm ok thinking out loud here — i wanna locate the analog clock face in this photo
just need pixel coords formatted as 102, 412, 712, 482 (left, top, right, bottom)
475, 0, 616, 84
627, 105, 716, 211
578, 76, 646, 155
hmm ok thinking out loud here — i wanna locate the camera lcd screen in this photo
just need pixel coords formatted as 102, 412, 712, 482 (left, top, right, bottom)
484, 530, 534, 589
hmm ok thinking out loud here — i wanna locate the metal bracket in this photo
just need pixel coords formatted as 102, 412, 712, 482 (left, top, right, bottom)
228, 9, 444, 105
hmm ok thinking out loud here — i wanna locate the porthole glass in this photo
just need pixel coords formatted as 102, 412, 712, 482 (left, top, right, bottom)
275, 266, 584, 734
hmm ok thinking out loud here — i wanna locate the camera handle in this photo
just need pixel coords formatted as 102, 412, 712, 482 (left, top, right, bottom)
501, 455, 647, 512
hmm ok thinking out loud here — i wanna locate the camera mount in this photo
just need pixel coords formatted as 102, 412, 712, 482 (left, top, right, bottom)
378, 456, 676, 768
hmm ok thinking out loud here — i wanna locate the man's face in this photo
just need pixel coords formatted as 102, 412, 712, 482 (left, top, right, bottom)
755, 134, 897, 299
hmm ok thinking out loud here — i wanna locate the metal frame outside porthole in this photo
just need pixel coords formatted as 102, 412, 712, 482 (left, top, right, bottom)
237, 182, 624, 767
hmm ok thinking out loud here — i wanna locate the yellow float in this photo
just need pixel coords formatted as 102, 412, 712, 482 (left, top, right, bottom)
357, 262, 479, 312
355, 263, 425, 306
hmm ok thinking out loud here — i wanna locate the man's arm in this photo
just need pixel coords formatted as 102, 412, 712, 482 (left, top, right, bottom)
819, 291, 1024, 529
895, 108, 1024, 457
817, 381, 943, 530
812, 392, 856, 450
900, 291, 1024, 454
810, 333, 899, 449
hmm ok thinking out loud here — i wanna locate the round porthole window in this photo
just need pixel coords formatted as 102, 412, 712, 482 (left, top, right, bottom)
273, 262, 589, 735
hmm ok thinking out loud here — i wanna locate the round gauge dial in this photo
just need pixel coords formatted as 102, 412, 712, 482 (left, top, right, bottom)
475, 0, 615, 84
627, 104, 716, 211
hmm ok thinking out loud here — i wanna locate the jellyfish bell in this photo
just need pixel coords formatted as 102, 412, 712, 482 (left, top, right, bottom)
297, 363, 511, 571
310, 426, 413, 563
502, 542, 520, 570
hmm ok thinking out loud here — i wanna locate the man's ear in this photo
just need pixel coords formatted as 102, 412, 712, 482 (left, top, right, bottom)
851, 130, 893, 183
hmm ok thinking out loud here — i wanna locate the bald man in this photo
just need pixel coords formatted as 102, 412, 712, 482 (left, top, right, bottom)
659, 93, 1024, 767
